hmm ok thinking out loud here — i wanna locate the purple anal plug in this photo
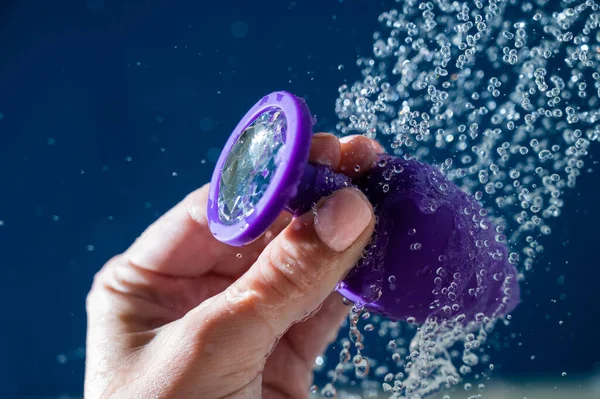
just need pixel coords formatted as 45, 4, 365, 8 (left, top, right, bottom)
208, 91, 520, 323
337, 156, 520, 323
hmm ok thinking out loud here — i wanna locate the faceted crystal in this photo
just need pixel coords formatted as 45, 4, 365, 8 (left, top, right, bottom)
218, 107, 287, 225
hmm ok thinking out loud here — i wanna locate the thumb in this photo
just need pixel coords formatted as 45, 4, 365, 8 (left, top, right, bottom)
231, 186, 375, 335
176, 187, 374, 368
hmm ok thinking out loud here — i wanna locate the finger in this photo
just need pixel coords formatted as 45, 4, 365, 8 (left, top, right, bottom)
237, 187, 374, 335
261, 293, 350, 398
211, 211, 292, 275
123, 184, 228, 277
284, 292, 350, 364
178, 187, 375, 369
309, 132, 341, 169
339, 134, 386, 179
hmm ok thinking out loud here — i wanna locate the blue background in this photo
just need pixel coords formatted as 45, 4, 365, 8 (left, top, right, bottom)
0, 0, 599, 397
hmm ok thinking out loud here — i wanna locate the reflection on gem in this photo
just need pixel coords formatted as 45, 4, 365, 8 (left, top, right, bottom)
218, 107, 287, 225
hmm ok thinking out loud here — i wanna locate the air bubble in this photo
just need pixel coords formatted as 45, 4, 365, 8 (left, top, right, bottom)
410, 243, 422, 251
321, 383, 337, 398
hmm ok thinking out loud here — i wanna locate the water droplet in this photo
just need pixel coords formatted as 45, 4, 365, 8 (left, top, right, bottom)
321, 383, 337, 398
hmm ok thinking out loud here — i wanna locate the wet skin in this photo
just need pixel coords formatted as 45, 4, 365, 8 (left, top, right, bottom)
85, 134, 384, 399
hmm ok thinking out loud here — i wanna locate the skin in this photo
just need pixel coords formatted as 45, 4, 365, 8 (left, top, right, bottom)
85, 134, 384, 399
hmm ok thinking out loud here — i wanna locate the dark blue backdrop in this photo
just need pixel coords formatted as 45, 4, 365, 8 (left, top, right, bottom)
0, 1, 599, 398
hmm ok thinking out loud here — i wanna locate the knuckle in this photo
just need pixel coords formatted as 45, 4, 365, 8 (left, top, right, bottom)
259, 236, 326, 299
185, 184, 211, 225
179, 294, 272, 364
86, 255, 145, 324
86, 255, 120, 312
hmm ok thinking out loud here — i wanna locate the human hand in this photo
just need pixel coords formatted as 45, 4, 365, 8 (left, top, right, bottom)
85, 134, 384, 398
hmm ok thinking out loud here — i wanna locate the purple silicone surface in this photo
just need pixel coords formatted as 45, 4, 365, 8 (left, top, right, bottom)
286, 163, 354, 216
336, 155, 520, 323
207, 91, 313, 246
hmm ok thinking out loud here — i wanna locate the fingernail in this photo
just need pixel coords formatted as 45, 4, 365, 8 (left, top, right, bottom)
315, 188, 373, 252
371, 140, 386, 153
339, 134, 361, 144
310, 133, 340, 167
340, 135, 385, 153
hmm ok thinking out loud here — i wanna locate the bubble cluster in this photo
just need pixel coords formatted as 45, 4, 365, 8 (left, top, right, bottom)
320, 0, 600, 397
